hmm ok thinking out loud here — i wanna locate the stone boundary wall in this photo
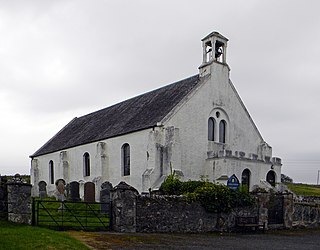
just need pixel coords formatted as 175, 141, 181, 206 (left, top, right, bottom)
7, 182, 32, 224
110, 183, 320, 233
295, 196, 320, 203
293, 202, 320, 228
0, 175, 32, 225
136, 195, 257, 232
2, 179, 320, 231
111, 182, 258, 233
0, 179, 8, 220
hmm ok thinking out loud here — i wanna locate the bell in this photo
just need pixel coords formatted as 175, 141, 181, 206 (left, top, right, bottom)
215, 47, 223, 58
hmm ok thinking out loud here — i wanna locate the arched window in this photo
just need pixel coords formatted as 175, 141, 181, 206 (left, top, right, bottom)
122, 144, 130, 176
267, 171, 276, 187
208, 117, 215, 141
219, 120, 226, 143
83, 152, 90, 177
49, 160, 54, 184
241, 169, 251, 192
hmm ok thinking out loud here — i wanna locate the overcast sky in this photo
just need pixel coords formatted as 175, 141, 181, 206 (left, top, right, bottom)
0, 0, 319, 183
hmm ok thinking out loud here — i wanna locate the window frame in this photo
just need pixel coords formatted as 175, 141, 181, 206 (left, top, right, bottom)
219, 119, 227, 143
122, 143, 130, 176
49, 160, 54, 184
241, 169, 251, 191
83, 152, 91, 177
208, 117, 215, 141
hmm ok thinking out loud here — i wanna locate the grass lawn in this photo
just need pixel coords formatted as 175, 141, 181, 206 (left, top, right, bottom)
0, 220, 89, 250
285, 183, 320, 196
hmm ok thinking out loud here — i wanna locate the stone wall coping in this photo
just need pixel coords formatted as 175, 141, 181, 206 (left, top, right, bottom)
113, 181, 138, 193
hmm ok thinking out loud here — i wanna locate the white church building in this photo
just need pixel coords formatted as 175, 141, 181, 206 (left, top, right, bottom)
30, 31, 282, 197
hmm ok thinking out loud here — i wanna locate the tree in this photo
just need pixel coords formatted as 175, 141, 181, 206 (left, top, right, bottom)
281, 174, 293, 183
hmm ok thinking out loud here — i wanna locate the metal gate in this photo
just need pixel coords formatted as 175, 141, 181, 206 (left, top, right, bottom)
267, 194, 284, 224
32, 199, 112, 231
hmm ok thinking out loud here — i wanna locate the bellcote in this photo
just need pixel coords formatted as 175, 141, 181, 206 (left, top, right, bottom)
199, 31, 229, 77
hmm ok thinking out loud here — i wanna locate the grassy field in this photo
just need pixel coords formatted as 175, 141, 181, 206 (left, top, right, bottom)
0, 220, 89, 250
285, 183, 320, 196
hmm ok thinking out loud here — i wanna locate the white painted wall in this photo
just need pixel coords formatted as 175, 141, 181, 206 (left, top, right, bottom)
31, 33, 281, 195
161, 60, 280, 187
32, 129, 160, 196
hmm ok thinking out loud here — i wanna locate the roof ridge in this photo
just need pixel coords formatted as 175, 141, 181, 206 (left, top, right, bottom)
77, 74, 200, 120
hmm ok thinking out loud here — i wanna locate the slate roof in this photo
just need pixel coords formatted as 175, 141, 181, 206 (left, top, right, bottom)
31, 74, 201, 157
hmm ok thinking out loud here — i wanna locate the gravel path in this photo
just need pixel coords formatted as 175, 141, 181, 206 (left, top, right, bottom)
68, 229, 320, 250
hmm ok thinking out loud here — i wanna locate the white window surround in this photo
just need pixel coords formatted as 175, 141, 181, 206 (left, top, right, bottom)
208, 108, 229, 144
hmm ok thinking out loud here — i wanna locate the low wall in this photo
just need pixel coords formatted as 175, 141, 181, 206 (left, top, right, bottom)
111, 182, 258, 233
0, 183, 7, 220
137, 195, 218, 232
293, 202, 320, 228
3, 180, 320, 231
111, 183, 320, 233
7, 181, 32, 224
136, 195, 256, 232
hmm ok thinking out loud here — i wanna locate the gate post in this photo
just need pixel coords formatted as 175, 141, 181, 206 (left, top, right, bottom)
111, 182, 138, 232
255, 191, 270, 229
283, 193, 293, 228
7, 174, 32, 224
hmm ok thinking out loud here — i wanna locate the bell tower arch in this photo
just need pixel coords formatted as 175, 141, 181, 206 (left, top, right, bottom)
199, 31, 229, 77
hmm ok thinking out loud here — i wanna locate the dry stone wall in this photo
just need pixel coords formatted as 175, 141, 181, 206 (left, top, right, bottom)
111, 182, 257, 233
293, 202, 320, 228
0, 178, 7, 220
136, 195, 259, 232
137, 195, 223, 232
2, 179, 320, 232
7, 178, 32, 224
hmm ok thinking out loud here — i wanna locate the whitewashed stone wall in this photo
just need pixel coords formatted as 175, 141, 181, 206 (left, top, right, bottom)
163, 61, 281, 187
31, 129, 162, 196
31, 33, 281, 194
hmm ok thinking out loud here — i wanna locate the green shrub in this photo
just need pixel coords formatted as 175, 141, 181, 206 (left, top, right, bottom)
230, 188, 255, 209
160, 176, 255, 213
159, 174, 183, 195
181, 180, 207, 194
194, 183, 232, 213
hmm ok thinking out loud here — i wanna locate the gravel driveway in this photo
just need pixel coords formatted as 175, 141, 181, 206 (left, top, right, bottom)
68, 228, 320, 250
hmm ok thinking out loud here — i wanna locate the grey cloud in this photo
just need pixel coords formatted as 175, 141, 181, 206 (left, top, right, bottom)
0, 0, 320, 183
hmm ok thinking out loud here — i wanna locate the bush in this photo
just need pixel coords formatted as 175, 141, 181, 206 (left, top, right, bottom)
159, 174, 183, 195
180, 180, 207, 194
230, 188, 255, 209
160, 175, 255, 213
194, 183, 232, 213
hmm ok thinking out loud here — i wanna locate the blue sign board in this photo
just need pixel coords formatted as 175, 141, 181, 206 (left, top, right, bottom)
227, 174, 240, 190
